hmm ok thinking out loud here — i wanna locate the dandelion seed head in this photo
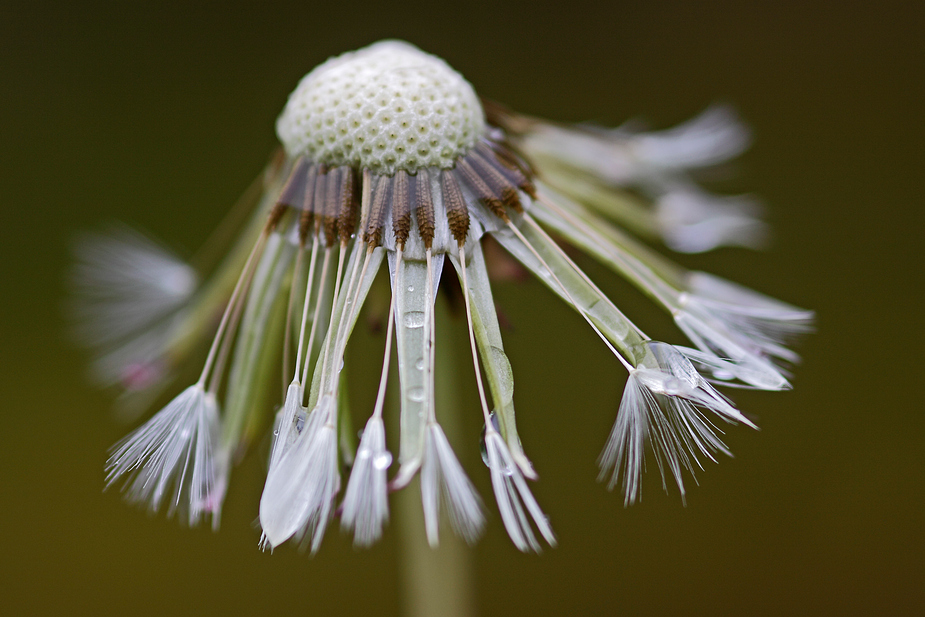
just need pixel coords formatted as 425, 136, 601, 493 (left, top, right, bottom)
76, 40, 812, 555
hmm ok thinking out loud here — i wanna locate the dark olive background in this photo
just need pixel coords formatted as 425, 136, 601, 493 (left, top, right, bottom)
2, 1, 922, 615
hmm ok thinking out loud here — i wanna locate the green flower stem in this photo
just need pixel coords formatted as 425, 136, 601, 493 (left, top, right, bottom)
392, 296, 476, 617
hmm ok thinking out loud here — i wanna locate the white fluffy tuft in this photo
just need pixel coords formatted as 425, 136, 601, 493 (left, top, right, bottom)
420, 423, 485, 547
341, 416, 391, 547
105, 384, 219, 526
258, 396, 340, 552
484, 430, 555, 552
656, 188, 768, 253
70, 225, 197, 347
676, 274, 814, 389
599, 343, 754, 505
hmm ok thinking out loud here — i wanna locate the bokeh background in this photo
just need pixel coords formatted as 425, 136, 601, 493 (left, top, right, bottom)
2, 1, 922, 615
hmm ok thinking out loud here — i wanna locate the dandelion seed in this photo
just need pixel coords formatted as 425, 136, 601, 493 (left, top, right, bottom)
484, 429, 555, 552
105, 384, 218, 526
598, 343, 754, 505
341, 415, 391, 547
76, 40, 811, 552
421, 423, 485, 547
260, 395, 340, 552
70, 225, 198, 348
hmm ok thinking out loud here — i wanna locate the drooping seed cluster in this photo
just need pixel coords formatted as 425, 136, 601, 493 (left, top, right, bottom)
84, 39, 812, 555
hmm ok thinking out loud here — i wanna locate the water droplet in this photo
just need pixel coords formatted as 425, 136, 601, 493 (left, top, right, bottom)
407, 285, 414, 292
662, 377, 684, 396
415, 358, 425, 371
479, 431, 488, 467
408, 386, 425, 402
373, 451, 393, 470
337, 358, 345, 372
403, 311, 425, 328
480, 412, 508, 471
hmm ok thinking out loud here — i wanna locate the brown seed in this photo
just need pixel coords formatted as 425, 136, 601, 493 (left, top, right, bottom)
365, 175, 392, 248
441, 170, 469, 246
414, 169, 435, 250
467, 150, 523, 212
455, 158, 508, 220
337, 166, 359, 243
392, 170, 412, 250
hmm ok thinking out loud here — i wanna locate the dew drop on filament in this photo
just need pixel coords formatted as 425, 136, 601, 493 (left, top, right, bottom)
373, 451, 392, 470
408, 386, 425, 402
403, 311, 425, 328
479, 411, 512, 474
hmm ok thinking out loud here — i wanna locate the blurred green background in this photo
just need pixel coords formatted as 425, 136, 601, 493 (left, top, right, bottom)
2, 1, 922, 615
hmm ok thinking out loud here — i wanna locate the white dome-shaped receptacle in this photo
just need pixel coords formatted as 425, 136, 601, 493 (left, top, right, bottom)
277, 40, 486, 176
